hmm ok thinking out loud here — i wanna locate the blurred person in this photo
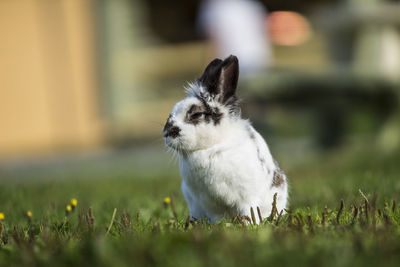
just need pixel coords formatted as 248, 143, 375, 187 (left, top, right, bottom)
198, 0, 272, 76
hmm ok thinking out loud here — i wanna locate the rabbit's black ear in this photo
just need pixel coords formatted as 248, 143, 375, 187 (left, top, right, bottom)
199, 55, 239, 104
199, 58, 223, 96
219, 55, 239, 104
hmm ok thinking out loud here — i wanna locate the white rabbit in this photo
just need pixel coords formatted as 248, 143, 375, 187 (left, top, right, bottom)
163, 55, 288, 224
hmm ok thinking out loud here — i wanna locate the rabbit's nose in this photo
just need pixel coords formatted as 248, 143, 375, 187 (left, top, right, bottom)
163, 119, 181, 138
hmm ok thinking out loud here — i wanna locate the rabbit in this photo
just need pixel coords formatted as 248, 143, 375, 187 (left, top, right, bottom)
163, 55, 288, 224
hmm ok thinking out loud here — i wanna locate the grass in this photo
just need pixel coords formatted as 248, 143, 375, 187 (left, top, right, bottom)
0, 145, 400, 267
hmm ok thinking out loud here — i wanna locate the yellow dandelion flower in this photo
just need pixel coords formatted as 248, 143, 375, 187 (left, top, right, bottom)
70, 198, 78, 207
163, 197, 171, 205
0, 212, 4, 221
26, 211, 32, 218
66, 205, 72, 213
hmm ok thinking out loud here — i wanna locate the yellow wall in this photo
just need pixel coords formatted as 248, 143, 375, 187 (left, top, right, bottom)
0, 0, 102, 156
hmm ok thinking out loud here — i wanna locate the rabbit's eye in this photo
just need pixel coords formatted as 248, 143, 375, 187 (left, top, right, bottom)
190, 112, 203, 120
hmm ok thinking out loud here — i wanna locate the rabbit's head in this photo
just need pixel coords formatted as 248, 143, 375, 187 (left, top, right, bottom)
163, 55, 241, 152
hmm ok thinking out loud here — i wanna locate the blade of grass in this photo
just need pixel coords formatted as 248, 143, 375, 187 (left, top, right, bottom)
336, 199, 344, 224
106, 208, 117, 235
250, 207, 256, 225
257, 207, 263, 224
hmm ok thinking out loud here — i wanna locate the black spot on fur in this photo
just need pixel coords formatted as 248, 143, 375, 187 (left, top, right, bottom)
199, 97, 213, 114
163, 117, 181, 138
224, 95, 241, 116
272, 160, 286, 187
210, 107, 223, 125
256, 147, 265, 167
165, 126, 180, 138
200, 99, 223, 125
246, 125, 256, 139
186, 98, 223, 126
185, 104, 204, 125
247, 125, 272, 175
247, 125, 268, 171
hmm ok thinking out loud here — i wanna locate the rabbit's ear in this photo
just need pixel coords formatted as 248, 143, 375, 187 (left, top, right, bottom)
219, 55, 239, 104
199, 55, 239, 104
199, 58, 223, 96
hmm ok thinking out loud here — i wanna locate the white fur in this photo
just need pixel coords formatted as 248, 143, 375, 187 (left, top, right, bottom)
164, 83, 288, 224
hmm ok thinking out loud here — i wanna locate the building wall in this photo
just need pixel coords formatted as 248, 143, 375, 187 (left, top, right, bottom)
0, 0, 102, 157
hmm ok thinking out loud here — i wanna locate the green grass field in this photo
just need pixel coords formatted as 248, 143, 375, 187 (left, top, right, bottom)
0, 144, 400, 267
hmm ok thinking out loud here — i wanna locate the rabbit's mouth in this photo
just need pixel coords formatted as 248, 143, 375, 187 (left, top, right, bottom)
163, 127, 182, 150
164, 137, 185, 153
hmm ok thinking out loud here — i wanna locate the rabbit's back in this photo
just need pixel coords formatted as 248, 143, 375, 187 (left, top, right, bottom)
179, 121, 288, 223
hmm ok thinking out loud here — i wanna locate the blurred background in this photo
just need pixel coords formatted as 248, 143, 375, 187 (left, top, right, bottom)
2, 2, 400, 265
1, 0, 400, 182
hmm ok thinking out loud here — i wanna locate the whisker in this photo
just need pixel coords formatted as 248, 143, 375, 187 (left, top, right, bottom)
165, 145, 178, 166
146, 137, 164, 146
